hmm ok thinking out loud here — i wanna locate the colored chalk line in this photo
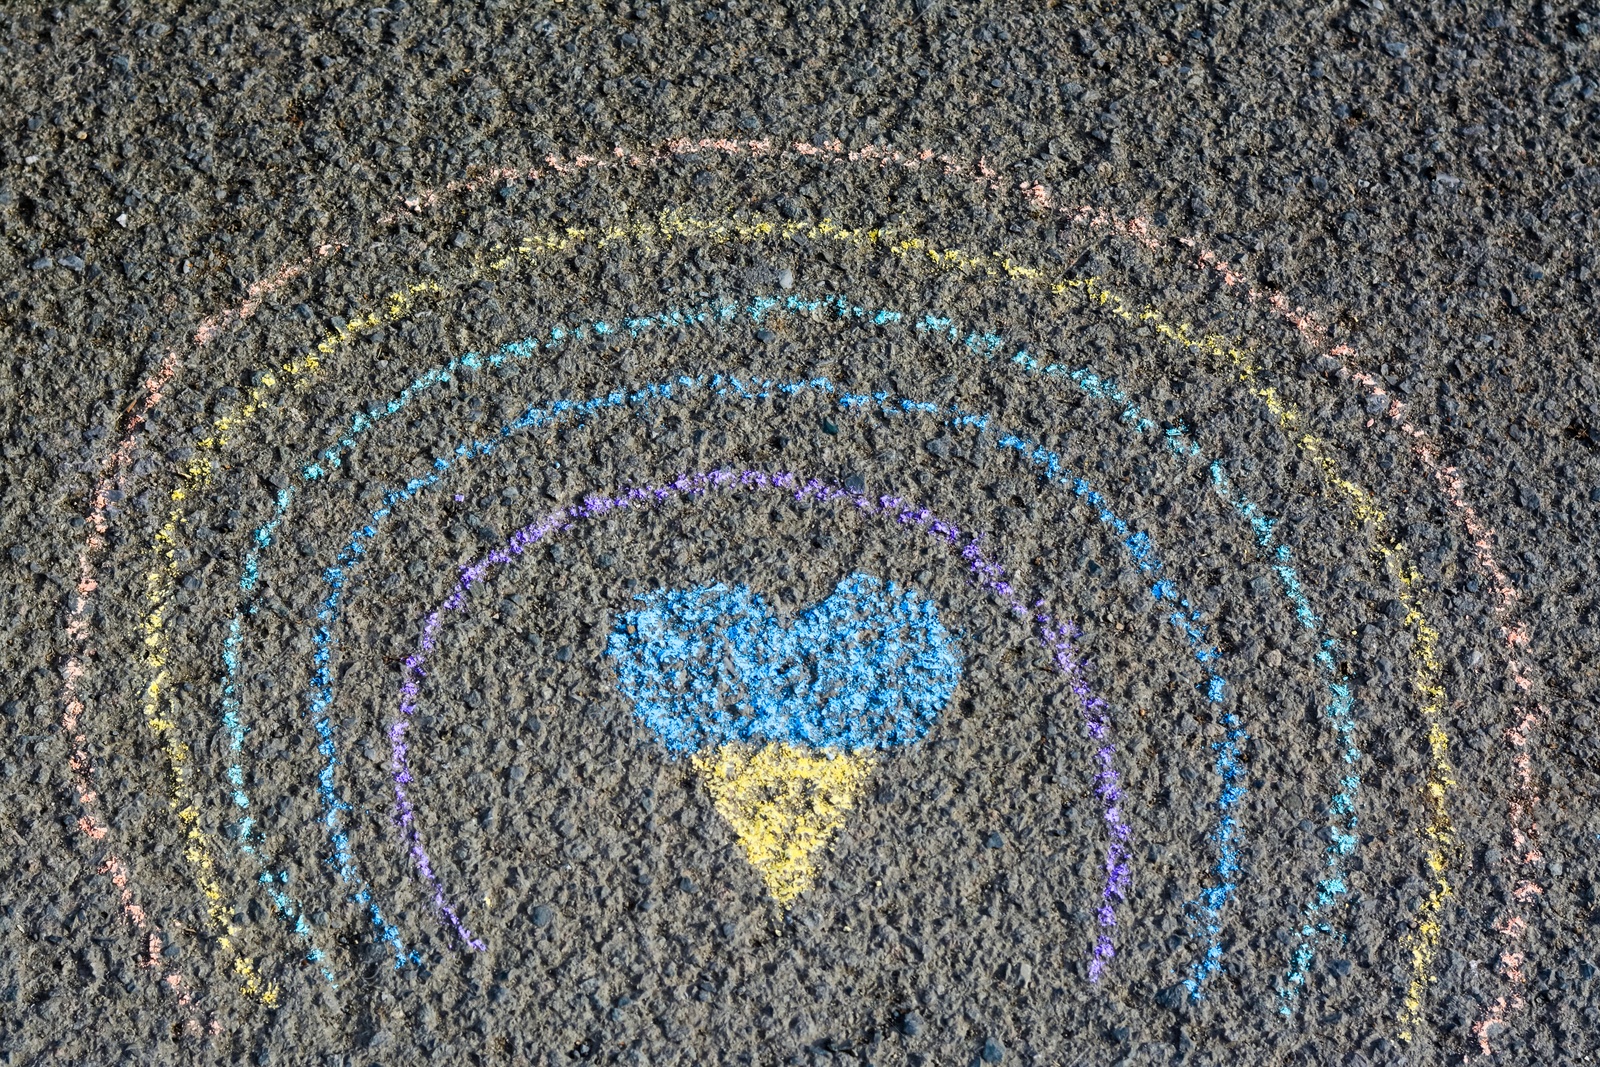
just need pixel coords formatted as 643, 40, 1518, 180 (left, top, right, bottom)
68, 156, 1497, 1043
50, 183, 1504, 1062
1209, 463, 1360, 1012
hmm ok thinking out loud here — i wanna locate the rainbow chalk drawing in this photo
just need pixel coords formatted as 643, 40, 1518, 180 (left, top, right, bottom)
51, 135, 1545, 1060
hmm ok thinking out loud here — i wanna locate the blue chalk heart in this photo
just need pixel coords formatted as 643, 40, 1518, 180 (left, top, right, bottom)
607, 573, 962, 754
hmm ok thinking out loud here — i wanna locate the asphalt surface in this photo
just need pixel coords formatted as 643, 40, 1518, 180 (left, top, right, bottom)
1, 2, 1598, 1065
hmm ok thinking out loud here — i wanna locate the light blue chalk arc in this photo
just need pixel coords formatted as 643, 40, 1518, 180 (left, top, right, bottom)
608, 574, 962, 755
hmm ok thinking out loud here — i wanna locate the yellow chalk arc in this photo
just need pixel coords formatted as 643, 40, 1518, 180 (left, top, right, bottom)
690, 742, 874, 908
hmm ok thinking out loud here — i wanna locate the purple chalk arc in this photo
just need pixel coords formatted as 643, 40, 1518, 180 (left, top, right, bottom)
389, 469, 1132, 972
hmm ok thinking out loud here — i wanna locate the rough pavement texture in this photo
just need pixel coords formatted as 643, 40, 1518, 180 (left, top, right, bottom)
1, 2, 1597, 1065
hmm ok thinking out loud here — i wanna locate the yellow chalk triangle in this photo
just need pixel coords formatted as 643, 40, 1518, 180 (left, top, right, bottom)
690, 742, 874, 908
